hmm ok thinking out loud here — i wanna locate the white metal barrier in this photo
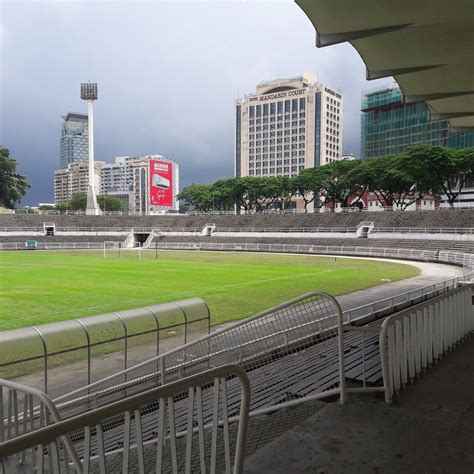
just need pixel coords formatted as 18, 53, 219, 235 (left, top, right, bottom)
344, 285, 473, 403
0, 379, 81, 471
53, 292, 346, 418
1, 224, 473, 234
149, 241, 473, 267
379, 285, 473, 403
0, 365, 250, 474
372, 226, 474, 234
343, 276, 461, 323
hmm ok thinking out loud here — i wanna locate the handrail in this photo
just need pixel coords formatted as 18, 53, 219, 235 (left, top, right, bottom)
54, 291, 345, 405
0, 379, 61, 423
1, 225, 473, 233
0, 378, 82, 472
343, 275, 460, 323
372, 226, 474, 234
10, 204, 474, 216
0, 365, 251, 474
149, 242, 473, 265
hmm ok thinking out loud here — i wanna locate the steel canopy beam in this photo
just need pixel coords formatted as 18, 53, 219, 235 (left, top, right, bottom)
316, 23, 412, 47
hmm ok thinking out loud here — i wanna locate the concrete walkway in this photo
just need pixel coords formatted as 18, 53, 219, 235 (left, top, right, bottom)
244, 334, 474, 474
334, 258, 462, 311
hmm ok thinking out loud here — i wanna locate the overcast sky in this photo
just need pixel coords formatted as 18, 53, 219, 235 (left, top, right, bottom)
1, 0, 390, 205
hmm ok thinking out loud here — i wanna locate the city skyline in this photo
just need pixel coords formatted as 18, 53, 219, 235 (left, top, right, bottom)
1, 1, 388, 205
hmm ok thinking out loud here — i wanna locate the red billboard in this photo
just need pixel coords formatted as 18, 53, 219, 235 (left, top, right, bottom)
149, 160, 173, 207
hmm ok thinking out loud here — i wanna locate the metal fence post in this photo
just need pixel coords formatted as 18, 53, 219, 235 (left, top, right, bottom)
31, 327, 48, 394
145, 307, 160, 357
114, 313, 128, 370
75, 319, 91, 386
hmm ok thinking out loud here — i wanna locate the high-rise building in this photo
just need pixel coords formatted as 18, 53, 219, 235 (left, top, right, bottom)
100, 156, 135, 193
60, 112, 89, 169
361, 86, 474, 159
130, 155, 179, 214
54, 161, 104, 205
100, 156, 139, 210
234, 73, 343, 180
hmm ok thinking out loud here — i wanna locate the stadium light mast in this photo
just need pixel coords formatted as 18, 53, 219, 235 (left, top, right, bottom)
81, 82, 102, 215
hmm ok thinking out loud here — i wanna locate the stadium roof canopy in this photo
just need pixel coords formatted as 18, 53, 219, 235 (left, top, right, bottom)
296, 0, 474, 131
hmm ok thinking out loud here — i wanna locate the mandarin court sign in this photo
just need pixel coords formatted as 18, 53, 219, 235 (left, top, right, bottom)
249, 88, 307, 102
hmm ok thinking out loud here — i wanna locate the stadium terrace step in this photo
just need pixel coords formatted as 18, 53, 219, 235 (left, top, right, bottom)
156, 235, 474, 254
0, 235, 125, 243
1, 208, 474, 231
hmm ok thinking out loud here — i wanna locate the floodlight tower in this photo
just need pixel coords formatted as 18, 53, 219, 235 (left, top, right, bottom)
81, 82, 102, 215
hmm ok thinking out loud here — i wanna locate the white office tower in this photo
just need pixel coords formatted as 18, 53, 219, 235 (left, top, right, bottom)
235, 72, 343, 179
100, 156, 136, 210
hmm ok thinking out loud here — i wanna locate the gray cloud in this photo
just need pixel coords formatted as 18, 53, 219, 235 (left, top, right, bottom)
1, 0, 389, 205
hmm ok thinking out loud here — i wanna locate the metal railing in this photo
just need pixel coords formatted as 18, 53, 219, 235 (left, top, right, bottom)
0, 378, 80, 470
0, 227, 133, 233
372, 227, 474, 234
379, 285, 473, 403
325, 204, 474, 213
0, 365, 251, 474
0, 226, 358, 234
463, 262, 474, 282
341, 285, 473, 403
0, 242, 114, 250
213, 226, 357, 233
149, 242, 474, 266
2, 225, 474, 234
10, 204, 474, 217
2, 285, 472, 470
53, 292, 346, 421
1, 241, 473, 267
343, 276, 462, 323
0, 299, 210, 395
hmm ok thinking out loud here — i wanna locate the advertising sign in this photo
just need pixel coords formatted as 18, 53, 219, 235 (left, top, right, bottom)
150, 160, 173, 207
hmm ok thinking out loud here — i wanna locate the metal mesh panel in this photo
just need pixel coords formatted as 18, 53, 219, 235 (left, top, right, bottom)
54, 293, 343, 426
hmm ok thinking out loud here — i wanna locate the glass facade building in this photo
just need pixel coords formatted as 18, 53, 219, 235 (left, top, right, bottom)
361, 86, 474, 159
60, 112, 89, 169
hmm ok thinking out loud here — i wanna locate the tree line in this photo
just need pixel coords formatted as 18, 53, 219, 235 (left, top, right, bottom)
179, 145, 474, 212
54, 193, 125, 212
1, 144, 472, 211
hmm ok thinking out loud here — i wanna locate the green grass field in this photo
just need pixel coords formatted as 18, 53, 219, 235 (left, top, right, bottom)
0, 250, 420, 331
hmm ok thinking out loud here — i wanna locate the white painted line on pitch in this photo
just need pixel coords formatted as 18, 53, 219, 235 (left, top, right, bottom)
0, 262, 80, 270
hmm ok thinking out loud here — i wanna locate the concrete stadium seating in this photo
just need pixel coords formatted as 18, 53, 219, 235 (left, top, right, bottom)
156, 235, 474, 254
1, 209, 472, 256
1, 208, 473, 230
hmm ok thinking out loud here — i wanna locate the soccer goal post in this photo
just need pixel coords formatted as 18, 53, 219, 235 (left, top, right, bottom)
103, 241, 121, 258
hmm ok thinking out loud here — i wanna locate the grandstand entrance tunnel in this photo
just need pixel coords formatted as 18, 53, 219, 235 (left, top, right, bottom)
133, 232, 151, 246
